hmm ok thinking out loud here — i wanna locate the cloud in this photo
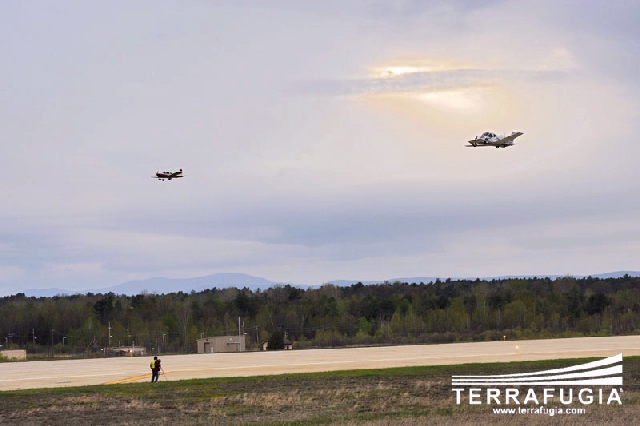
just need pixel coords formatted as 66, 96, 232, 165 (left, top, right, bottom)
0, 266, 25, 282
40, 262, 106, 279
290, 67, 570, 98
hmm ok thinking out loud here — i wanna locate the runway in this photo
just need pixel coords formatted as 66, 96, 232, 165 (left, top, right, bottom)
1, 335, 639, 391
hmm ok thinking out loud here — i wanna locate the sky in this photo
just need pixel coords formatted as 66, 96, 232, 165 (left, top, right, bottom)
2, 0, 640, 294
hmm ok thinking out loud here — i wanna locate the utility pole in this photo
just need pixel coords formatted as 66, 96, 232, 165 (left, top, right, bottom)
238, 317, 241, 352
33, 328, 35, 346
108, 321, 111, 348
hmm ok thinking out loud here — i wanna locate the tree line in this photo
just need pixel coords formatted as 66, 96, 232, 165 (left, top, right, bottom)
1, 275, 639, 356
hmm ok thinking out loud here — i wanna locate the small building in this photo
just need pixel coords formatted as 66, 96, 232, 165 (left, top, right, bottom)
197, 335, 246, 353
0, 349, 27, 361
109, 346, 146, 356
261, 340, 293, 350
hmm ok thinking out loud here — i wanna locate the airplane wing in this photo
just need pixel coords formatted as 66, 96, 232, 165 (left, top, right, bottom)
465, 144, 493, 147
497, 132, 523, 145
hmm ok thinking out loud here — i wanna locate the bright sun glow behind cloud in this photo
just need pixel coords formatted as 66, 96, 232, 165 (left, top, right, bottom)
357, 58, 521, 123
361, 59, 515, 116
368, 59, 470, 78
415, 89, 486, 111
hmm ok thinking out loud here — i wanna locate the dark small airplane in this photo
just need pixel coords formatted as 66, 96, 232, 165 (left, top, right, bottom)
153, 169, 184, 181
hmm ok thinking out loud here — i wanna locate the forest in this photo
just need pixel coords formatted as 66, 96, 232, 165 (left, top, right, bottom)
1, 275, 639, 356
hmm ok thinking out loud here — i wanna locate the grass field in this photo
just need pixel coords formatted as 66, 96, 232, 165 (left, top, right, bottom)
1, 357, 638, 425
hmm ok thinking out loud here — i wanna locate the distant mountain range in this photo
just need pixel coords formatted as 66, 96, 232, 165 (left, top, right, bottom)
21, 273, 276, 297
17, 271, 640, 298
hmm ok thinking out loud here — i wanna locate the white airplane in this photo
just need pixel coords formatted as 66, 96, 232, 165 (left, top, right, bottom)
466, 131, 524, 148
153, 168, 184, 181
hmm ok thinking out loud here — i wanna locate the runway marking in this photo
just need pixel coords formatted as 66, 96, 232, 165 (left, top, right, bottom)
0, 372, 135, 383
105, 374, 153, 385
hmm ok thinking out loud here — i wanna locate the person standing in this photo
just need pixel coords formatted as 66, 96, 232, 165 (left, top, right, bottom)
150, 356, 159, 382
155, 358, 162, 381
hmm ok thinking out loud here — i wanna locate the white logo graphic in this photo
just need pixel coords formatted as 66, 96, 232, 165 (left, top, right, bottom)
452, 353, 623, 386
